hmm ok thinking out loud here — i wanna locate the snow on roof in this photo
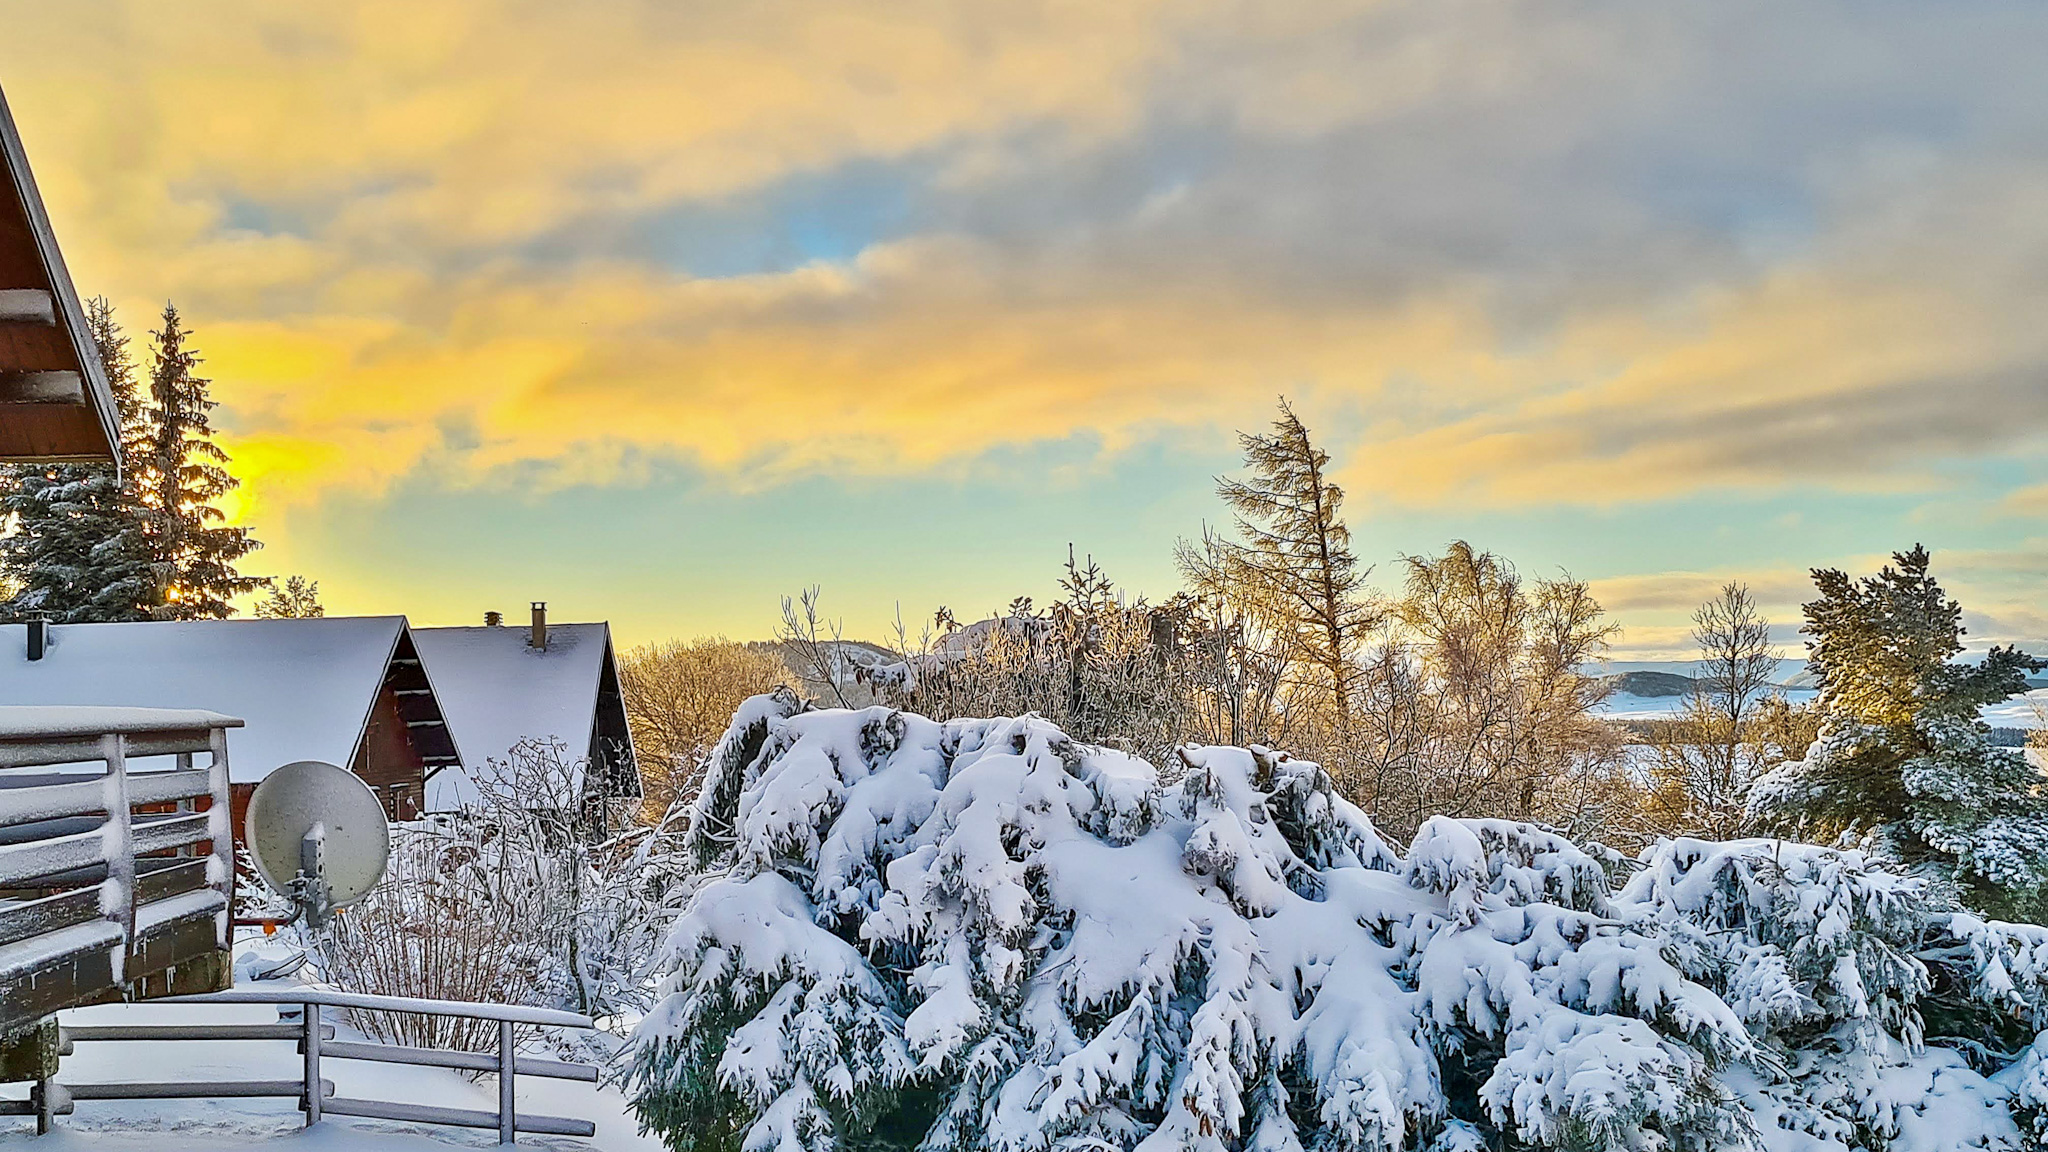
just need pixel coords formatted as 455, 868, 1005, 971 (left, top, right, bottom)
410, 622, 613, 810
0, 618, 406, 782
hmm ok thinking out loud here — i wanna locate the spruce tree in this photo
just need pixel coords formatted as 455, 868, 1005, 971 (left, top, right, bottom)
139, 303, 262, 619
0, 298, 157, 621
1749, 545, 2048, 919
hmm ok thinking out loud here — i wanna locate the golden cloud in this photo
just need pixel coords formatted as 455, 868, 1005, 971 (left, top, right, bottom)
1, 0, 2044, 534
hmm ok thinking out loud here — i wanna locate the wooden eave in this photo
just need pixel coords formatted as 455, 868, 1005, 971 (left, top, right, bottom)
386, 630, 464, 770
0, 80, 120, 466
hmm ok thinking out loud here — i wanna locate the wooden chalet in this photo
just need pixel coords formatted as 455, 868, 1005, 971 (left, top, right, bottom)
0, 81, 120, 464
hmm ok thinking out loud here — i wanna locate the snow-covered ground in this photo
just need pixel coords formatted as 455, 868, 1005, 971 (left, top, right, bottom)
0, 944, 658, 1151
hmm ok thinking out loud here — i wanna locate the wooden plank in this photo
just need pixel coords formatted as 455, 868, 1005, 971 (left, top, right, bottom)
0, 323, 71, 372
64, 1023, 330, 1042
0, 766, 212, 828
126, 904, 223, 984
129, 812, 211, 855
0, 288, 52, 322
131, 771, 216, 809
0, 813, 100, 846
0, 932, 116, 1034
0, 776, 104, 826
0, 402, 105, 461
0, 883, 100, 948
0, 731, 218, 769
0, 80, 120, 462
67, 1080, 324, 1100
0, 823, 102, 885
134, 857, 210, 905
0, 369, 82, 402
173, 988, 596, 1028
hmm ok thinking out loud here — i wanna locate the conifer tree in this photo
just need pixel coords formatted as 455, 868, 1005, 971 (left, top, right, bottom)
1749, 545, 2048, 919
1199, 398, 1376, 738
0, 297, 156, 621
138, 303, 262, 619
253, 574, 324, 618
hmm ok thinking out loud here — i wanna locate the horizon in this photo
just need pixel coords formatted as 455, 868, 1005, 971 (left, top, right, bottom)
4, 2, 2045, 660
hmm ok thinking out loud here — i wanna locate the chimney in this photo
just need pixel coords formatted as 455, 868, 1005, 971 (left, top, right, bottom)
484, 610, 503, 627
25, 613, 47, 661
530, 602, 547, 650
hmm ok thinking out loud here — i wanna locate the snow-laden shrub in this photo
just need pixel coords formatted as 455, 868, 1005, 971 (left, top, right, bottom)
630, 698, 2048, 1152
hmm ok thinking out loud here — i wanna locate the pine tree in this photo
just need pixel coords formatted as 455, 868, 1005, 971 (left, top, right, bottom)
0, 298, 157, 622
1749, 545, 2048, 919
1201, 398, 1376, 739
139, 303, 262, 619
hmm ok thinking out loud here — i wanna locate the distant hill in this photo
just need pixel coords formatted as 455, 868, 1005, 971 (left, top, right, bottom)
1600, 670, 1696, 698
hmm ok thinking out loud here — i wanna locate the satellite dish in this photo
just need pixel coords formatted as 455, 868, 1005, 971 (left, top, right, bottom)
245, 761, 390, 928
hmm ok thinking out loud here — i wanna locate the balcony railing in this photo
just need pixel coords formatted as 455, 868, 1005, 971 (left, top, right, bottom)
0, 706, 241, 1036
9, 988, 598, 1141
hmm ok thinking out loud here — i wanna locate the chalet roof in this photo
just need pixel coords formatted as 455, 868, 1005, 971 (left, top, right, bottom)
0, 81, 120, 464
0, 617, 447, 782
410, 622, 626, 810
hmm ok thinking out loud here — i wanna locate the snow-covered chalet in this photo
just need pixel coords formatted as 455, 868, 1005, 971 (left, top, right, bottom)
0, 606, 641, 829
0, 616, 459, 828
411, 604, 640, 825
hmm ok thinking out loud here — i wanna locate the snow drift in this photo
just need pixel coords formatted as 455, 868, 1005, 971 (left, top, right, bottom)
630, 692, 2048, 1152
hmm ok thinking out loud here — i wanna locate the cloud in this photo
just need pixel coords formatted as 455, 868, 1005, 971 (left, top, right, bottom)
3, 0, 2047, 528
1587, 568, 1820, 616
2003, 484, 2048, 518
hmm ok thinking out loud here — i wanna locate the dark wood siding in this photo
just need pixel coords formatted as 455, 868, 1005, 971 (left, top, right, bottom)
351, 682, 426, 820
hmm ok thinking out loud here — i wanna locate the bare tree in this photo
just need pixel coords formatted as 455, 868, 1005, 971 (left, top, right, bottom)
1643, 583, 1781, 839
1355, 543, 1623, 839
779, 586, 853, 707
618, 637, 792, 819
875, 551, 1197, 766
1170, 527, 1296, 749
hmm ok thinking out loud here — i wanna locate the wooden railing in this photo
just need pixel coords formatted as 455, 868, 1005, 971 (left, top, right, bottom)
0, 707, 241, 1037
13, 988, 599, 1142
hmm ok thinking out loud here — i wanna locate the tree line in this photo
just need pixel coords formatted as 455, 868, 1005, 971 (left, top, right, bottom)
621, 399, 2048, 921
0, 299, 320, 622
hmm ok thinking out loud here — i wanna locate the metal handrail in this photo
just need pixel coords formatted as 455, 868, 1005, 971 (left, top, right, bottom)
173, 986, 596, 1028
14, 990, 599, 1143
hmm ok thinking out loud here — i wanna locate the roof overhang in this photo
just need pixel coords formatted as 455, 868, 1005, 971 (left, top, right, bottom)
0, 80, 120, 467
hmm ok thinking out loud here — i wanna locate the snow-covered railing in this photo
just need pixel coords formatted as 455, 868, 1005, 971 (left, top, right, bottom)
0, 706, 240, 1036
15, 989, 599, 1142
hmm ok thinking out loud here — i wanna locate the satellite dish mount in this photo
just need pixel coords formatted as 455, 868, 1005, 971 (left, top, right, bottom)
290, 821, 332, 929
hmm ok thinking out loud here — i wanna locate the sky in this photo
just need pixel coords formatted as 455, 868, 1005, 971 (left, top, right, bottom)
3, 0, 2047, 660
